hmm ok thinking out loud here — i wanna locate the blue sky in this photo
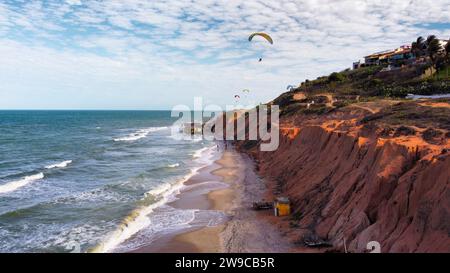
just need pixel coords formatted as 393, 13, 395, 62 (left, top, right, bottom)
0, 0, 449, 110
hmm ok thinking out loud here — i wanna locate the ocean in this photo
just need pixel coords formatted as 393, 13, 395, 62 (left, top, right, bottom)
0, 110, 217, 252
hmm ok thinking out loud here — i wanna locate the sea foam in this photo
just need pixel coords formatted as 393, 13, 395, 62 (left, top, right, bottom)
114, 127, 168, 142
0, 173, 44, 194
90, 170, 196, 253
91, 145, 217, 253
192, 147, 209, 158
45, 160, 72, 169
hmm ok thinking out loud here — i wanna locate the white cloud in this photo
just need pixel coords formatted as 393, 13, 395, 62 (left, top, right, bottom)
0, 0, 449, 109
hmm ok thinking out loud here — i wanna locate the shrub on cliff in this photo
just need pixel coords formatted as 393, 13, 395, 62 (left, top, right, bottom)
273, 93, 295, 108
300, 105, 331, 115
376, 85, 410, 97
328, 72, 346, 82
393, 126, 416, 137
333, 100, 353, 108
347, 65, 383, 80
280, 103, 302, 116
422, 128, 443, 143
365, 78, 383, 88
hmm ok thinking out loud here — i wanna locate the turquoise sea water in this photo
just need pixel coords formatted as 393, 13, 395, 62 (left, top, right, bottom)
0, 110, 214, 252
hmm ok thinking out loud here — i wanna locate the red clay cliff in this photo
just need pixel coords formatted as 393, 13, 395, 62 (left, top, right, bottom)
234, 97, 450, 253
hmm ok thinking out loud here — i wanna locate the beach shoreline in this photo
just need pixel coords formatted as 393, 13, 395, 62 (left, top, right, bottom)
131, 145, 292, 253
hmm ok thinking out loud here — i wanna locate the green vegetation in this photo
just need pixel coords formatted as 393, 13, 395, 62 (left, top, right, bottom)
360, 99, 450, 130
412, 35, 448, 71
299, 105, 330, 115
294, 35, 450, 99
436, 64, 450, 79
296, 61, 449, 98
270, 35, 450, 120
328, 72, 347, 82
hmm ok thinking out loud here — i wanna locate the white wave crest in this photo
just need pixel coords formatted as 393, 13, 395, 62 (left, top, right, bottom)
114, 127, 168, 142
91, 145, 219, 253
192, 146, 218, 166
167, 163, 179, 168
91, 167, 202, 253
0, 173, 44, 194
192, 147, 209, 158
45, 160, 72, 169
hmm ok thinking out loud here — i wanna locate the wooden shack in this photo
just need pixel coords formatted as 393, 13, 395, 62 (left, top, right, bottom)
274, 197, 291, 216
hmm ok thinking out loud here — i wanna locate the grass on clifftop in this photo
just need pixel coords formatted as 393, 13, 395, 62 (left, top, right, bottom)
294, 64, 450, 98
270, 62, 450, 119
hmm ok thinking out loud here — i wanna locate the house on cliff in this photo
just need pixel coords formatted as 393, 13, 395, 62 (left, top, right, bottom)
365, 45, 413, 66
354, 39, 449, 70
353, 45, 414, 70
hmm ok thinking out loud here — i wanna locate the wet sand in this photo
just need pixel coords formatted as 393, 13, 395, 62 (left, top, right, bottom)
170, 150, 243, 252
132, 146, 292, 253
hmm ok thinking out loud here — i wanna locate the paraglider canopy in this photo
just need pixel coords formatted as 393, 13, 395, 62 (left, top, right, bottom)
234, 95, 240, 99
286, 85, 295, 91
248, 32, 273, 44
242, 89, 250, 93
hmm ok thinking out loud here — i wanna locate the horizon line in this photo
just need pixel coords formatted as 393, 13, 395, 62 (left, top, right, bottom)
0, 109, 175, 111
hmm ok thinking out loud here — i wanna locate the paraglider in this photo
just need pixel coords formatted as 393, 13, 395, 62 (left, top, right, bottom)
249, 32, 273, 62
242, 89, 250, 93
234, 95, 240, 99
286, 85, 295, 91
248, 32, 273, 44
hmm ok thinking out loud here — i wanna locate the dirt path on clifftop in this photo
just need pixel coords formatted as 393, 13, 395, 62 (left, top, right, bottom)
349, 100, 399, 114
220, 150, 293, 253
350, 104, 378, 114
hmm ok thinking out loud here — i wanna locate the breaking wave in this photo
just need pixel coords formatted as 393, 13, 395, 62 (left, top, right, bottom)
45, 160, 72, 169
0, 173, 44, 194
192, 147, 209, 158
114, 127, 168, 142
90, 146, 216, 253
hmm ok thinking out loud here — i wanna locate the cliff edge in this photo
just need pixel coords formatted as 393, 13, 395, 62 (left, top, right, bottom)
234, 96, 450, 253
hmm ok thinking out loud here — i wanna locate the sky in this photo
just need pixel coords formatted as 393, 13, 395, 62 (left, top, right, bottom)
0, 0, 449, 110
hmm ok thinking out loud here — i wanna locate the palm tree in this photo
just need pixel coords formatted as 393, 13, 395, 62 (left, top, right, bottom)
445, 38, 450, 62
411, 36, 425, 58
424, 36, 445, 79
412, 36, 447, 78
426, 36, 442, 63
445, 39, 450, 77
426, 35, 437, 46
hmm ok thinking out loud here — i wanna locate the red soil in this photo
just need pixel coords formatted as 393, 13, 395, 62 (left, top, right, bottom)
234, 103, 450, 253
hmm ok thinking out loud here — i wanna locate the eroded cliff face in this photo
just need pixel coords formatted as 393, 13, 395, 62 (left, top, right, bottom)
235, 103, 450, 253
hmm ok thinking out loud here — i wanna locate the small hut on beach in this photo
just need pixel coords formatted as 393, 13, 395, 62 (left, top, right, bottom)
274, 197, 291, 216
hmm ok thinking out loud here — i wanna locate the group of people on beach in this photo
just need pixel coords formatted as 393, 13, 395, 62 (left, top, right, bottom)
216, 141, 231, 151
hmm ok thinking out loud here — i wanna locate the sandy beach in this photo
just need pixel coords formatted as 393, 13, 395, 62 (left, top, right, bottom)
132, 145, 293, 253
